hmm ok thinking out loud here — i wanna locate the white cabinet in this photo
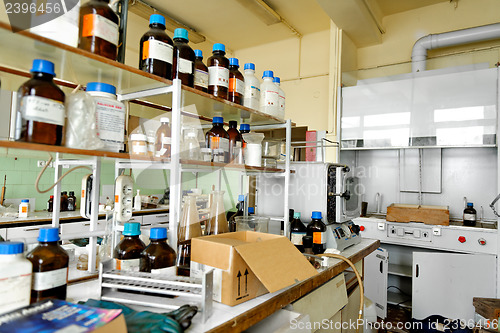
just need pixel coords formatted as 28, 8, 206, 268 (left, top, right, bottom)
364, 248, 388, 318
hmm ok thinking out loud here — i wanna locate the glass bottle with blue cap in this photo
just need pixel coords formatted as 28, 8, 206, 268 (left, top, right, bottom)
228, 58, 245, 105
17, 59, 65, 146
113, 222, 145, 271
173, 28, 195, 87
205, 116, 230, 163
26, 227, 69, 303
140, 227, 176, 273
86, 82, 126, 152
207, 43, 230, 100
139, 14, 174, 79
193, 49, 209, 92
306, 211, 327, 254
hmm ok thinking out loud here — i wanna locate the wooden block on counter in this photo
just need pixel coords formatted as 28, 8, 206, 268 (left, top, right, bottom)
386, 203, 449, 226
473, 297, 500, 320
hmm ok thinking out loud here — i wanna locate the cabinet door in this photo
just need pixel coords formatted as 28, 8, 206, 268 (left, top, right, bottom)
364, 247, 388, 319
413, 252, 496, 321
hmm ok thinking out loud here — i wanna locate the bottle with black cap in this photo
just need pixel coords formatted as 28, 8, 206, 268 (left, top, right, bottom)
114, 222, 146, 272
26, 228, 69, 303
140, 227, 176, 273
139, 14, 174, 79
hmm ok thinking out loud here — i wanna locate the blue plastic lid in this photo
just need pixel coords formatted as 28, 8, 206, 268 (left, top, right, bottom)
31, 59, 56, 76
213, 43, 225, 53
149, 14, 166, 27
212, 116, 223, 124
293, 212, 301, 219
150, 227, 167, 240
244, 63, 255, 70
239, 123, 250, 131
174, 28, 189, 41
262, 70, 274, 78
38, 228, 60, 242
194, 49, 203, 58
467, 202, 474, 207
86, 82, 116, 95
311, 211, 322, 219
238, 195, 245, 202
21, 199, 29, 203
229, 58, 239, 67
273, 77, 281, 84
123, 222, 141, 236
248, 207, 255, 214
0, 242, 24, 255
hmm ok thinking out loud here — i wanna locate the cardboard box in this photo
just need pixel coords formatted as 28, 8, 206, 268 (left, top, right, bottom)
191, 231, 318, 306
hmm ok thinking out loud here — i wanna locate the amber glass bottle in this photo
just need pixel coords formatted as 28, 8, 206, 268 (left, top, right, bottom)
47, 195, 54, 212
61, 191, 68, 211
139, 14, 174, 79
155, 117, 171, 158
177, 196, 202, 277
228, 58, 244, 105
67, 191, 77, 211
227, 121, 242, 163
193, 49, 208, 93
17, 59, 65, 146
78, 0, 119, 60
113, 222, 146, 272
290, 212, 307, 253
207, 43, 229, 100
26, 228, 69, 303
306, 211, 327, 255
172, 28, 195, 87
205, 117, 230, 163
140, 227, 176, 273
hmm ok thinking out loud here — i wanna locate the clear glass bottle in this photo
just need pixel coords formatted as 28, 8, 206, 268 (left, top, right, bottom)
205, 116, 230, 163
182, 130, 201, 160
172, 28, 195, 87
290, 212, 307, 253
113, 222, 146, 272
207, 43, 229, 100
306, 211, 327, 255
206, 190, 229, 235
17, 59, 65, 146
26, 228, 69, 303
78, 0, 119, 60
140, 227, 176, 273
155, 117, 171, 158
228, 58, 244, 105
193, 49, 208, 93
139, 14, 174, 79
177, 196, 203, 277
463, 202, 477, 226
227, 121, 242, 163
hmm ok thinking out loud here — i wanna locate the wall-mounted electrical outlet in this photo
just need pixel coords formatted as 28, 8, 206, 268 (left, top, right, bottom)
114, 175, 134, 223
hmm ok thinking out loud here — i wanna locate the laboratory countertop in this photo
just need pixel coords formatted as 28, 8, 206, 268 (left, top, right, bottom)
357, 215, 497, 230
67, 238, 379, 333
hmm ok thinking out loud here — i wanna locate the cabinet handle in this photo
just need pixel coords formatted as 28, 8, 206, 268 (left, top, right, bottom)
415, 264, 419, 278
24, 227, 40, 231
379, 261, 383, 274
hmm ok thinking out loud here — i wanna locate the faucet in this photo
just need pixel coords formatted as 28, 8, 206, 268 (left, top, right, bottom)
375, 192, 381, 214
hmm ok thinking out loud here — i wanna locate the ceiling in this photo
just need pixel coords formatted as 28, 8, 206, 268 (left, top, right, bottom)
139, 0, 450, 50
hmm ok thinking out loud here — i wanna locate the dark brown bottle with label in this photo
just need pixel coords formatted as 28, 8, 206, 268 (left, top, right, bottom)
227, 121, 242, 163
113, 222, 146, 271
205, 117, 230, 163
17, 59, 65, 146
290, 212, 307, 253
228, 58, 244, 105
172, 28, 195, 87
47, 195, 54, 212
140, 227, 176, 273
193, 49, 208, 93
67, 191, 76, 211
61, 191, 68, 212
78, 0, 119, 60
139, 14, 174, 79
463, 202, 477, 226
306, 211, 327, 255
26, 228, 69, 303
207, 43, 229, 100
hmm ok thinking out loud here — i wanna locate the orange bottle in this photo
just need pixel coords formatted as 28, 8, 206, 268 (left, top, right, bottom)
228, 58, 244, 105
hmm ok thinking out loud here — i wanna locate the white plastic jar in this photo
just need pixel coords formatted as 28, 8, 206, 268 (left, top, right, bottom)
86, 82, 126, 152
260, 70, 279, 117
243, 63, 260, 110
19, 199, 29, 218
0, 242, 32, 315
130, 133, 148, 156
273, 76, 285, 120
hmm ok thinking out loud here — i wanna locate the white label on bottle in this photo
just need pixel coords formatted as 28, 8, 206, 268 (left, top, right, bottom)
179, 58, 193, 74
235, 79, 245, 95
464, 213, 476, 221
151, 266, 177, 276
115, 258, 140, 272
291, 232, 306, 246
244, 85, 260, 109
0, 273, 31, 314
21, 96, 65, 126
262, 90, 279, 107
155, 137, 171, 157
219, 137, 229, 152
146, 40, 173, 64
95, 98, 125, 152
32, 267, 68, 291
208, 66, 229, 88
194, 69, 209, 88
86, 14, 119, 46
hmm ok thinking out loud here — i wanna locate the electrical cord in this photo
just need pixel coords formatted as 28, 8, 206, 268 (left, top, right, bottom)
387, 285, 411, 297
35, 154, 92, 193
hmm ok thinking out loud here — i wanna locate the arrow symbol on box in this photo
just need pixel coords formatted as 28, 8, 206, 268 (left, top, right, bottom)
237, 271, 242, 296
244, 269, 249, 294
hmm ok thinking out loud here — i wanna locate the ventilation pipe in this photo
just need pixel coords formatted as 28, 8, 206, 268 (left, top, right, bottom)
412, 23, 500, 73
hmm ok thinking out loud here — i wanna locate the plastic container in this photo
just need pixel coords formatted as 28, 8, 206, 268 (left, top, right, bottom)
193, 49, 208, 92
227, 121, 242, 163
242, 132, 265, 167
139, 14, 174, 79
177, 195, 203, 276
86, 82, 125, 152
172, 28, 195, 87
260, 70, 279, 117
140, 227, 176, 274
207, 43, 229, 100
235, 216, 269, 233
113, 222, 146, 272
26, 228, 69, 303
273, 77, 286, 120
17, 59, 65, 145
463, 202, 477, 226
78, 0, 119, 60
155, 117, 171, 158
134, 189, 141, 211
243, 63, 260, 110
181, 130, 201, 160
0, 242, 32, 315
130, 133, 148, 156
262, 139, 281, 159
19, 199, 29, 218
228, 58, 244, 105
205, 116, 230, 162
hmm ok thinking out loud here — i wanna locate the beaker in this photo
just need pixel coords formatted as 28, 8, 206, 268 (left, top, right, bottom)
206, 190, 229, 235
176, 195, 202, 276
